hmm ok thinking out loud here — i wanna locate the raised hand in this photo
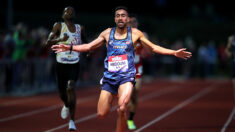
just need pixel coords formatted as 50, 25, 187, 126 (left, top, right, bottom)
174, 48, 192, 60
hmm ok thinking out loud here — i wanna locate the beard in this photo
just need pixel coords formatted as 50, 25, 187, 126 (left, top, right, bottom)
117, 23, 126, 29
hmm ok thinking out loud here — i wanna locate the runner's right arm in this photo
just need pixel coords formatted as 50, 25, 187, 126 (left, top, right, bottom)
45, 22, 68, 46
51, 28, 110, 53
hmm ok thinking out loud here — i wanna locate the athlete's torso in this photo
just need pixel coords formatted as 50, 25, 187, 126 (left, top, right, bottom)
104, 27, 136, 80
56, 22, 82, 64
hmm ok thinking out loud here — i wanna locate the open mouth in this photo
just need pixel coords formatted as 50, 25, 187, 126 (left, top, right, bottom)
118, 21, 124, 24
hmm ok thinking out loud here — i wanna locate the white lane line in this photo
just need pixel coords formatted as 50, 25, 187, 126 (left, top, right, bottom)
221, 106, 235, 132
45, 106, 120, 132
134, 84, 218, 132
44, 85, 181, 132
140, 86, 179, 102
0, 96, 95, 122
44, 113, 98, 132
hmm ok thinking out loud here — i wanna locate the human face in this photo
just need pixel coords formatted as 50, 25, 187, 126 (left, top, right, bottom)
115, 9, 129, 29
62, 7, 75, 20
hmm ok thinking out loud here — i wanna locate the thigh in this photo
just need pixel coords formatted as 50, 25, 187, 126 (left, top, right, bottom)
97, 90, 115, 114
67, 63, 80, 81
56, 64, 67, 94
118, 82, 133, 106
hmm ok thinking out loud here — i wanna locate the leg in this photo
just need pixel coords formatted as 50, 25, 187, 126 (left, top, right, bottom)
127, 78, 141, 130
67, 80, 76, 120
97, 90, 115, 118
56, 63, 69, 107
57, 79, 69, 107
129, 78, 141, 117
116, 82, 133, 132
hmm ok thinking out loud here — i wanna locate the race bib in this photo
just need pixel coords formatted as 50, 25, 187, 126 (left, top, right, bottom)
108, 54, 128, 72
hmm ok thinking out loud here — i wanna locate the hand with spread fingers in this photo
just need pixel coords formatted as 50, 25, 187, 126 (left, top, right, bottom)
174, 48, 192, 60
51, 44, 70, 53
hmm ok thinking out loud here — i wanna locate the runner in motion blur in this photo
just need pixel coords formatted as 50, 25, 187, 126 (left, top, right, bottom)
46, 6, 87, 131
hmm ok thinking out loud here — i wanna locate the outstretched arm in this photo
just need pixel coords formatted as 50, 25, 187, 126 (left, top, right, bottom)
51, 29, 108, 53
135, 29, 192, 59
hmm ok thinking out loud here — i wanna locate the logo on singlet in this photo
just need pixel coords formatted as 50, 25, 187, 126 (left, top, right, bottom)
113, 45, 127, 49
126, 41, 130, 44
109, 40, 113, 45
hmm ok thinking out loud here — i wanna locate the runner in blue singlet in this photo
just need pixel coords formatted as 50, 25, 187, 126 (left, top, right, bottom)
102, 26, 136, 95
51, 6, 192, 132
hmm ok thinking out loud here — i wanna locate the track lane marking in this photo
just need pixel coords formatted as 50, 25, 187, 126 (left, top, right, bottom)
134, 84, 218, 132
221, 106, 235, 132
44, 85, 181, 132
0, 96, 95, 122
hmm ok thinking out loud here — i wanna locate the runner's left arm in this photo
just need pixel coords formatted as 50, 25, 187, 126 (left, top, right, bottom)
136, 29, 192, 60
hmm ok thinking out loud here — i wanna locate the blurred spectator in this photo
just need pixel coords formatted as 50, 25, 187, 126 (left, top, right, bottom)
12, 22, 29, 61
184, 36, 197, 78
197, 42, 209, 78
206, 40, 217, 77
3, 29, 15, 59
171, 39, 184, 76
218, 42, 228, 75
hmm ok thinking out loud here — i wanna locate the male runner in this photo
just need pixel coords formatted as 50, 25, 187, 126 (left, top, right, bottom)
51, 6, 192, 132
45, 6, 87, 131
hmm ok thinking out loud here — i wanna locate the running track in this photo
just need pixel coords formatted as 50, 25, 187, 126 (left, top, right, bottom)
0, 79, 235, 132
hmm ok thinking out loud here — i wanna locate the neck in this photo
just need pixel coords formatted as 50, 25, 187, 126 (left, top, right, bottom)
64, 19, 74, 26
116, 26, 127, 34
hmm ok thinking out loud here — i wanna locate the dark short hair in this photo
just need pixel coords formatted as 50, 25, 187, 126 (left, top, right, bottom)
114, 6, 129, 15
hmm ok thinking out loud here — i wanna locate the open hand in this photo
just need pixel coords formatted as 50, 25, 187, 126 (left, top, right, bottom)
175, 48, 192, 60
51, 44, 70, 53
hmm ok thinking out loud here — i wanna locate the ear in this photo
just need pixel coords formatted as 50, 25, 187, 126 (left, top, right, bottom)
127, 17, 130, 23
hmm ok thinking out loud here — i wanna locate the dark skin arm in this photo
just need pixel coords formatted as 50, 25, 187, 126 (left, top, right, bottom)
45, 22, 69, 47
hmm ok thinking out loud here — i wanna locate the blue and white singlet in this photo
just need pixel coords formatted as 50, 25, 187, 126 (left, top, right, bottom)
103, 27, 136, 80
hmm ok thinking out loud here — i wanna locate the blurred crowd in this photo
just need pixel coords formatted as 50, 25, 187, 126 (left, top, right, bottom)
142, 35, 229, 79
0, 22, 231, 96
0, 22, 54, 95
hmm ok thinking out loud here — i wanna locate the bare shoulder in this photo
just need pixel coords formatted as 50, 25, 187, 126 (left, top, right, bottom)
100, 28, 112, 37
102, 28, 112, 34
53, 22, 61, 28
131, 28, 144, 36
50, 22, 62, 33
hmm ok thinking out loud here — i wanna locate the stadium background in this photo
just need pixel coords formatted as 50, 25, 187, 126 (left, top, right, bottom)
0, 0, 234, 96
